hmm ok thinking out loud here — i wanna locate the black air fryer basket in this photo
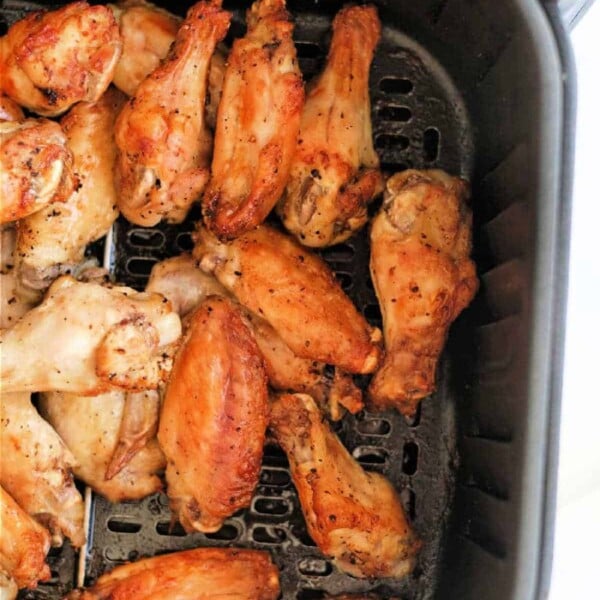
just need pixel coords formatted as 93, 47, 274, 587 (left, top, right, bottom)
1, 0, 575, 599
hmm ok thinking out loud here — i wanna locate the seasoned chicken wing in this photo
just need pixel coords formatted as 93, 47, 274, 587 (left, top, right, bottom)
277, 5, 383, 247
368, 170, 478, 416
39, 391, 164, 503
16, 88, 125, 295
0, 276, 181, 394
0, 94, 23, 122
0, 2, 121, 116
64, 547, 280, 600
194, 224, 382, 373
114, 1, 230, 226
270, 393, 420, 578
1, 119, 76, 225
158, 296, 268, 533
202, 0, 303, 239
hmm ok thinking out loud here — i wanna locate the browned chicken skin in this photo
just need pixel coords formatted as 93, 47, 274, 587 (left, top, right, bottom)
0, 2, 121, 116
63, 547, 280, 600
277, 4, 383, 247
202, 0, 304, 239
158, 296, 268, 533
114, 0, 231, 226
368, 170, 478, 416
0, 94, 24, 122
270, 393, 420, 578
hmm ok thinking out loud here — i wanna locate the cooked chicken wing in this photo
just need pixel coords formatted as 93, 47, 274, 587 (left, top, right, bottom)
1, 119, 76, 224
0, 276, 181, 394
39, 391, 164, 502
0, 94, 23, 122
63, 547, 280, 599
194, 224, 382, 373
0, 2, 121, 116
0, 392, 84, 547
16, 88, 125, 295
158, 296, 268, 533
114, 1, 230, 226
0, 570, 18, 600
270, 393, 420, 578
277, 5, 383, 247
368, 170, 478, 416
0, 486, 51, 591
202, 0, 303, 239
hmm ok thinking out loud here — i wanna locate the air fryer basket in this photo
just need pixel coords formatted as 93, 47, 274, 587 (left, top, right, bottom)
1, 1, 573, 599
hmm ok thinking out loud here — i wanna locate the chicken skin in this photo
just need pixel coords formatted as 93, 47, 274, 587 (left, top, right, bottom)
158, 296, 268, 533
368, 170, 478, 417
194, 224, 382, 374
1, 119, 76, 225
0, 2, 121, 117
202, 0, 304, 239
0, 95, 23, 122
64, 548, 280, 600
277, 5, 383, 247
0, 276, 181, 394
270, 393, 420, 579
16, 88, 126, 295
114, 1, 230, 226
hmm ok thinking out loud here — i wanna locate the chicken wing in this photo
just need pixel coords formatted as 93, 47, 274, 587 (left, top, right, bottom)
277, 5, 383, 247
0, 276, 181, 394
0, 94, 23, 122
194, 224, 382, 373
63, 547, 280, 599
0, 392, 84, 547
16, 87, 126, 295
1, 119, 76, 225
158, 296, 268, 533
270, 393, 420, 578
368, 170, 478, 416
202, 0, 303, 239
114, 1, 230, 226
39, 391, 164, 503
0, 486, 51, 592
0, 2, 121, 117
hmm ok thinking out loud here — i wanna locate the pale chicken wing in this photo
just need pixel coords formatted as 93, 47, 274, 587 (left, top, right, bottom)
114, 1, 230, 226
158, 296, 268, 533
270, 393, 420, 579
202, 0, 303, 239
64, 548, 280, 600
0, 2, 121, 116
194, 224, 382, 373
368, 170, 478, 416
277, 5, 383, 247
0, 94, 23, 122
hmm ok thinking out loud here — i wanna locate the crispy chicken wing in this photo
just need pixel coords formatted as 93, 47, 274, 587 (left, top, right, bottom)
114, 1, 230, 226
202, 0, 303, 239
0, 119, 76, 225
39, 391, 164, 502
0, 95, 23, 122
194, 224, 382, 373
0, 276, 181, 394
158, 296, 268, 533
270, 393, 420, 578
16, 88, 125, 295
0, 2, 121, 116
368, 170, 478, 416
0, 392, 84, 547
277, 5, 383, 247
64, 547, 280, 599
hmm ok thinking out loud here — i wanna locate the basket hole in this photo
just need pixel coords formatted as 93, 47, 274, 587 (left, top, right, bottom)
363, 303, 382, 321
377, 105, 412, 122
400, 487, 416, 521
297, 591, 326, 600
356, 417, 391, 437
380, 162, 408, 174
297, 557, 333, 577
251, 525, 287, 544
252, 497, 292, 517
175, 231, 194, 252
336, 271, 353, 291
155, 520, 186, 537
295, 41, 322, 58
260, 468, 291, 487
263, 443, 289, 467
126, 257, 158, 278
127, 229, 165, 249
205, 522, 240, 541
106, 517, 142, 534
319, 243, 355, 262
352, 446, 388, 466
379, 77, 413, 94
375, 133, 409, 151
423, 127, 440, 162
402, 441, 419, 475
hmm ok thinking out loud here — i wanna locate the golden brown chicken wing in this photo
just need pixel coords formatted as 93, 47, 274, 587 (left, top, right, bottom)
114, 1, 230, 226
194, 224, 382, 373
368, 170, 478, 416
0, 119, 76, 225
0, 2, 121, 116
202, 0, 303, 239
0, 94, 23, 122
63, 547, 280, 600
158, 296, 268, 533
277, 4, 383, 247
270, 393, 420, 579
0, 392, 84, 547
16, 87, 126, 295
